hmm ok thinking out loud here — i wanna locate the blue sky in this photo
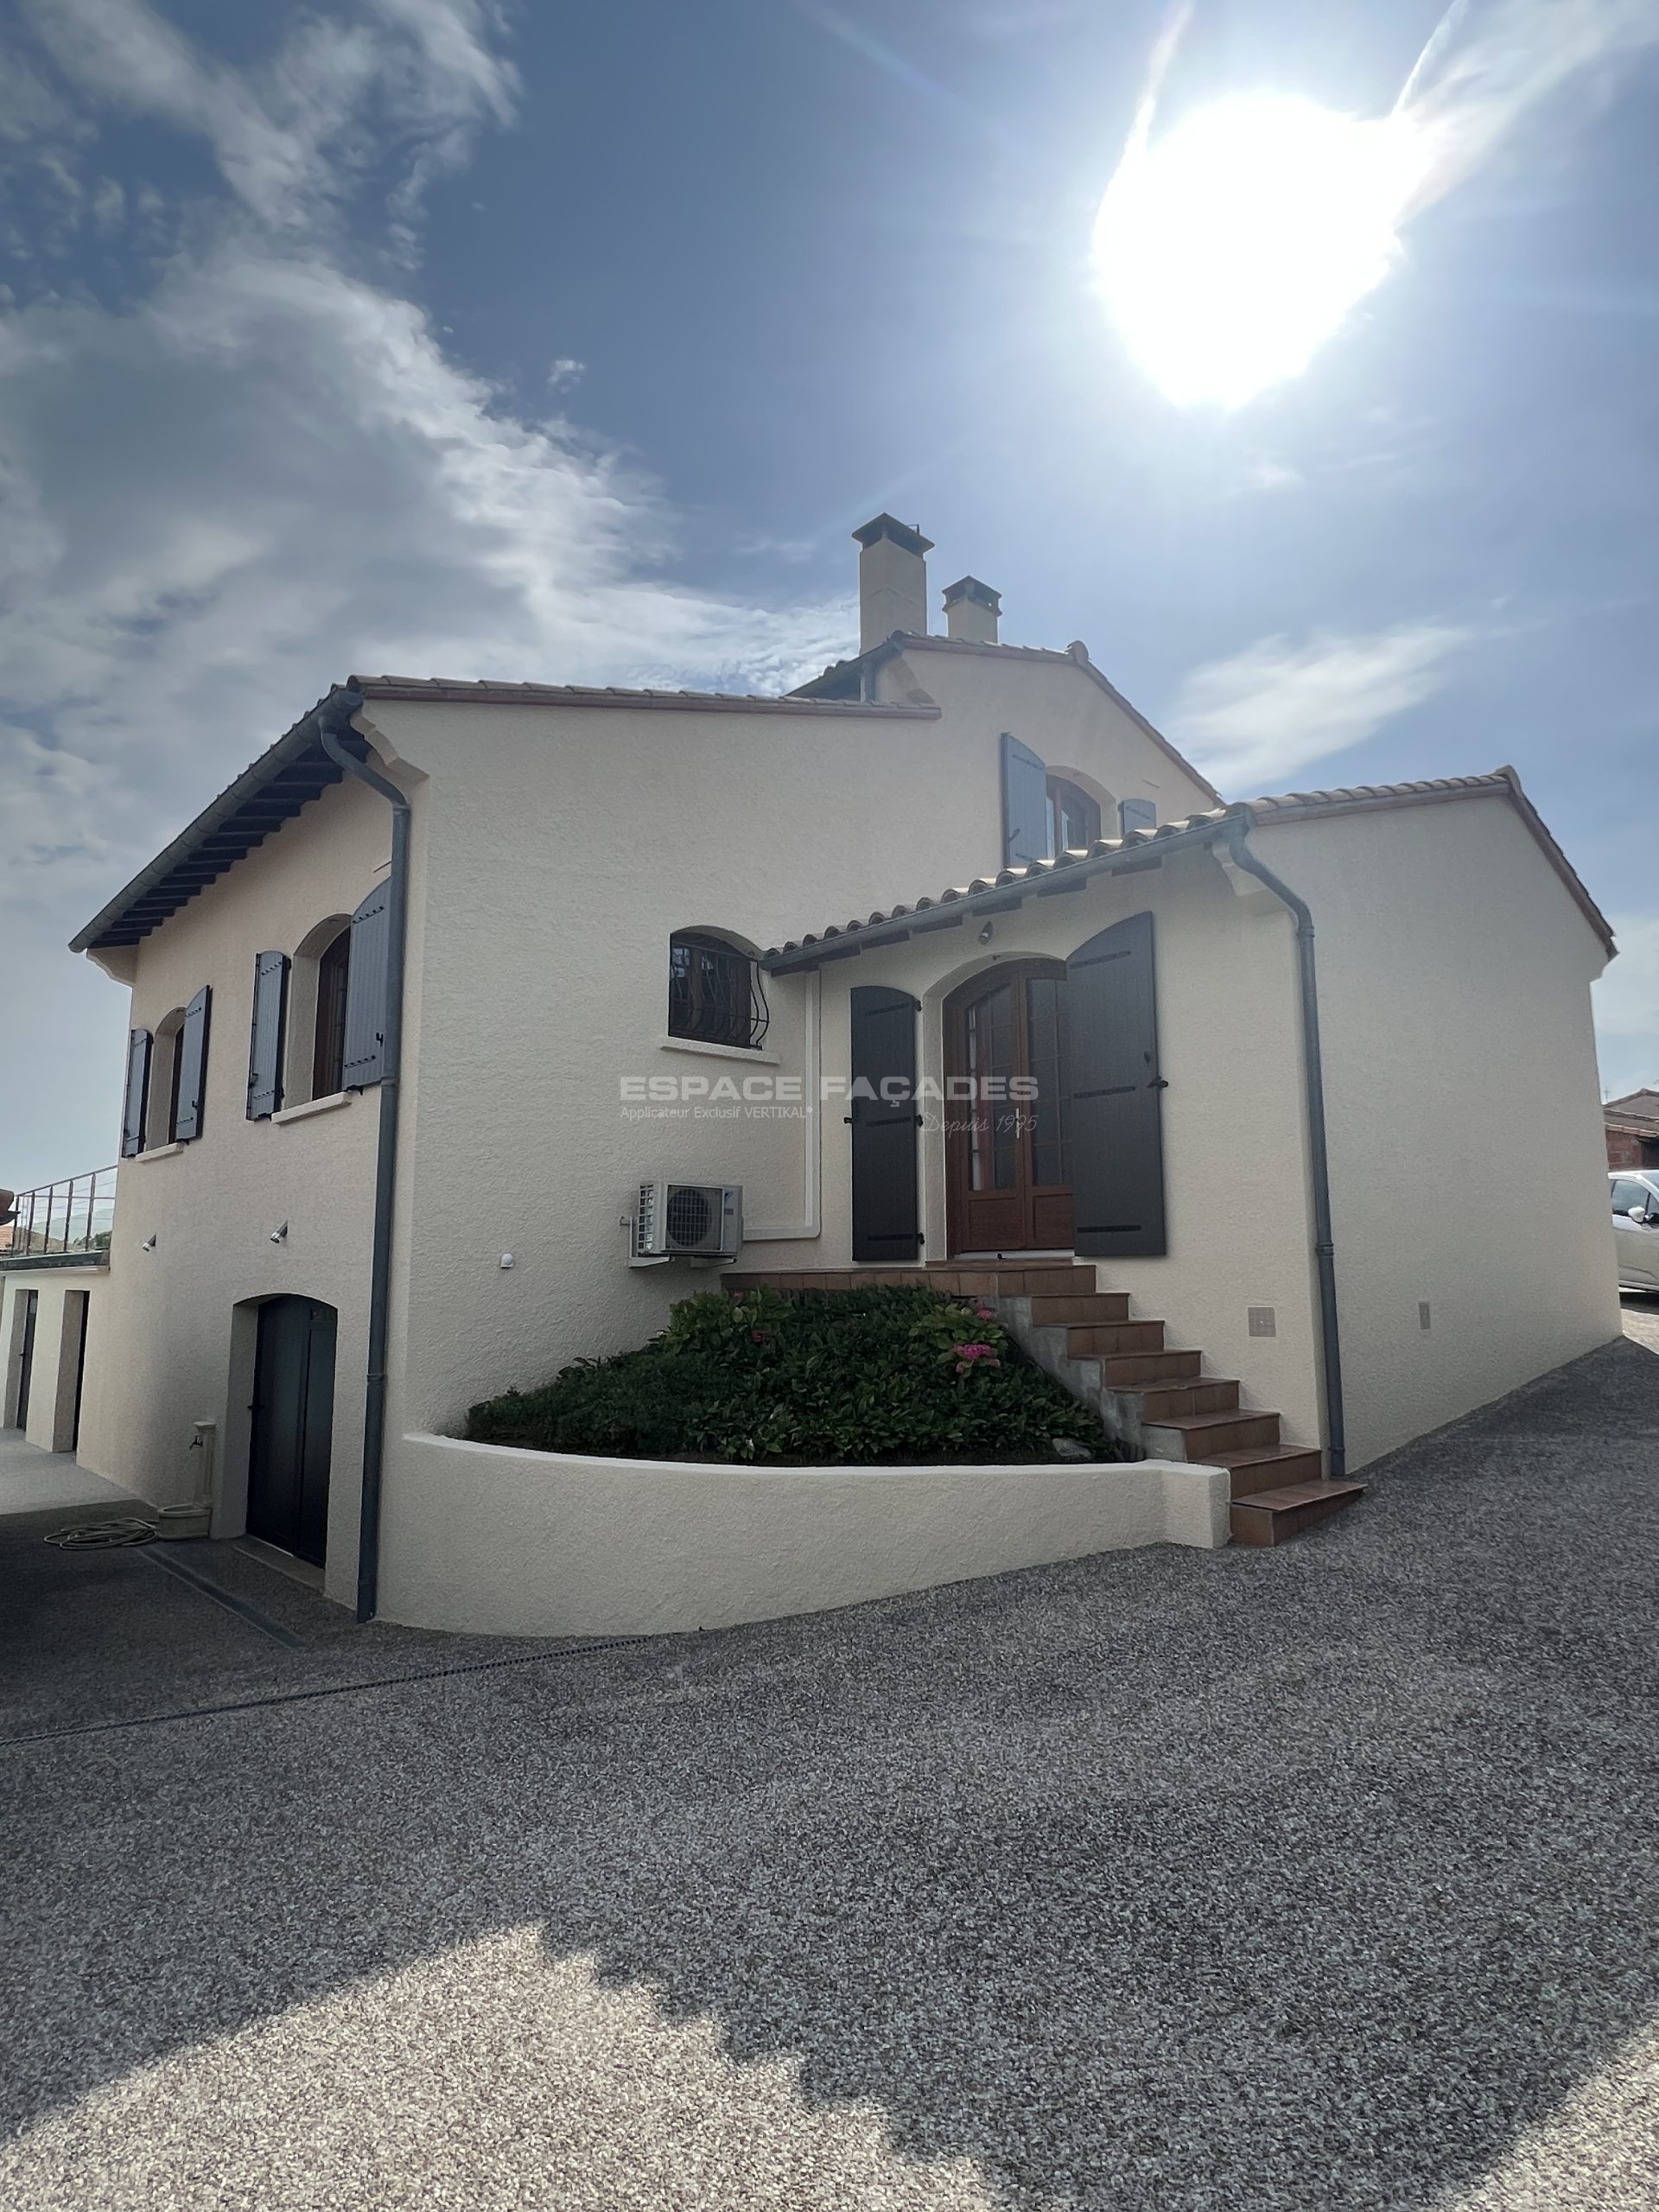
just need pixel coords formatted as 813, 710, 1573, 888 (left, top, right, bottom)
2, 0, 1656, 1189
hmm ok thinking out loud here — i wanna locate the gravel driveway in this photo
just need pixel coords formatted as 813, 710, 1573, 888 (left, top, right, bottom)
4, 1309, 1659, 2211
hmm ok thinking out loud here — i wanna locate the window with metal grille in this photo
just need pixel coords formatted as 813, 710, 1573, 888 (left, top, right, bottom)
668, 932, 768, 1050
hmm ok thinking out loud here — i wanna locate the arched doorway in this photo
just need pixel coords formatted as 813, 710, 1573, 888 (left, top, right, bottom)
246, 1296, 337, 1565
944, 962, 1073, 1255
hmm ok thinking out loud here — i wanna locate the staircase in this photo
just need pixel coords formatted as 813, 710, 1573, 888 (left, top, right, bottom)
721, 1262, 1363, 1546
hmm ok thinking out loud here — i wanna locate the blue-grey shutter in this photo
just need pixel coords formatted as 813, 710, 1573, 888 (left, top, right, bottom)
850, 986, 921, 1263
246, 951, 289, 1120
121, 1028, 152, 1158
174, 984, 211, 1141
1120, 798, 1157, 836
1001, 733, 1049, 866
1066, 911, 1166, 1257
341, 881, 390, 1089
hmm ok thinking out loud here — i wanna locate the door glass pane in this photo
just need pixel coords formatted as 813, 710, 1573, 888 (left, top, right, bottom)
965, 984, 1016, 1191
1027, 975, 1070, 1187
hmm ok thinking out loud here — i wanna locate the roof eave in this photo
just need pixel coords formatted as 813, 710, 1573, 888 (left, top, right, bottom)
69, 685, 365, 955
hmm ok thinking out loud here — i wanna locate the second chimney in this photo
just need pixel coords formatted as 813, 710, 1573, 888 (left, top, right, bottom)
853, 514, 933, 652
942, 575, 1001, 645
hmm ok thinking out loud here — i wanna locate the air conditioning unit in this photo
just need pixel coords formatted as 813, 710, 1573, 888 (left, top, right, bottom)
631, 1180, 743, 1266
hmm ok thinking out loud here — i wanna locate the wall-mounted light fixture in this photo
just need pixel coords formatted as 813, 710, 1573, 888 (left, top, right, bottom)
269, 1221, 288, 1244
141, 1234, 157, 1252
499, 1252, 515, 1269
977, 920, 995, 944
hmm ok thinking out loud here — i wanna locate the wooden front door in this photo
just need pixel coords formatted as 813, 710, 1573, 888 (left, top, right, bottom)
247, 1296, 336, 1566
945, 963, 1073, 1255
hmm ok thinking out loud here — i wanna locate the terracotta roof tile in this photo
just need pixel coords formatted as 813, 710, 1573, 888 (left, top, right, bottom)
354, 674, 934, 717
765, 772, 1615, 963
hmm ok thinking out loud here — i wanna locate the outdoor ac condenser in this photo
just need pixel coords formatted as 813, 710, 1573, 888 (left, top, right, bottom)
631, 1180, 742, 1266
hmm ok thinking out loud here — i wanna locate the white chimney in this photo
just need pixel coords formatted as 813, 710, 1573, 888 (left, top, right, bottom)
942, 575, 1001, 645
853, 514, 933, 652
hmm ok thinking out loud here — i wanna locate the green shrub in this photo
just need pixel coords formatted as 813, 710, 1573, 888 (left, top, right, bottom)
464, 1285, 1117, 1465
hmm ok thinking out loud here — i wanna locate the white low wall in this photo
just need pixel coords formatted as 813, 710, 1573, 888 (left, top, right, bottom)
376, 1432, 1230, 1637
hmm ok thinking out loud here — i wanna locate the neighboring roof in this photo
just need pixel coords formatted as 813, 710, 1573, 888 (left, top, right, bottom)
70, 675, 939, 955
790, 631, 1225, 809
764, 770, 1616, 969
1605, 1090, 1659, 1127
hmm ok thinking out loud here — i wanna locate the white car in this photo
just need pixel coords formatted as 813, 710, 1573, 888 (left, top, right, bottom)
1611, 1170, 1659, 1291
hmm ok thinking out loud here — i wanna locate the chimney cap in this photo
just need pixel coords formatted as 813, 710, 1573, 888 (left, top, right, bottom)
942, 575, 1001, 614
852, 512, 934, 557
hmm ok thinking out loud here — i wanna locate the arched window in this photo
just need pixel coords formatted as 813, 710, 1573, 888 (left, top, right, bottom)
313, 926, 352, 1098
668, 932, 768, 1050
1046, 775, 1102, 855
155, 1007, 187, 1143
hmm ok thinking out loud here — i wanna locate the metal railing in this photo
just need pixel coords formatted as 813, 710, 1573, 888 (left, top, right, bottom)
1, 1166, 118, 1261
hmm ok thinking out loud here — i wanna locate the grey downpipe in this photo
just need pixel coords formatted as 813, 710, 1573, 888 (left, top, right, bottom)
1220, 818, 1346, 1479
318, 697, 407, 1622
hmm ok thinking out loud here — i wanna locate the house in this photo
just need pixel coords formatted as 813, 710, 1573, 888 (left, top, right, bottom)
2, 516, 1621, 1629
1604, 1090, 1659, 1173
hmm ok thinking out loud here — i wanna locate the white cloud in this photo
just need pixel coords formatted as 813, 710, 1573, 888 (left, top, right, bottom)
0, 2, 853, 1186
1166, 622, 1471, 792
1593, 914, 1659, 1098
1401, 0, 1659, 208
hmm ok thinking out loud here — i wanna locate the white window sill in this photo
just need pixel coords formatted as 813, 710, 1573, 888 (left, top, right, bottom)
273, 1091, 353, 1126
657, 1035, 779, 1065
134, 1141, 187, 1163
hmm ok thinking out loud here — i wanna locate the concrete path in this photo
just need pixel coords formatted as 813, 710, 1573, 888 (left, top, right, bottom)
0, 1431, 135, 1516
3, 1311, 1659, 2210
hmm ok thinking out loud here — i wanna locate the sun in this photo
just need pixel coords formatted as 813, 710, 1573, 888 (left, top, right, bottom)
1093, 92, 1427, 408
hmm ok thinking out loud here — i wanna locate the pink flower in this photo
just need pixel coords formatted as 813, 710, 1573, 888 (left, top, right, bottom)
950, 1341, 1001, 1368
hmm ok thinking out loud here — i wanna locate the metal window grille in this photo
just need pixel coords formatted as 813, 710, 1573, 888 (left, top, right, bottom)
668, 935, 769, 1050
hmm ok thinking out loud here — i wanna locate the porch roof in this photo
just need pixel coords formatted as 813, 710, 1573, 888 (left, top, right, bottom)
762, 769, 1616, 972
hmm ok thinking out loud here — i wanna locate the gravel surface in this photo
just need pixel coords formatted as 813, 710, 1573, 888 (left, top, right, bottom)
3, 1313, 1659, 2210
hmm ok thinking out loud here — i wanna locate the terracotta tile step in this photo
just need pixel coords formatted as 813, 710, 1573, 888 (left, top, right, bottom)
1147, 1408, 1281, 1459
1133, 1378, 1240, 1422
929, 1262, 1097, 1295
1028, 1293, 1132, 1325
1208, 1445, 1325, 1497
1230, 1480, 1365, 1547
1065, 1320, 1166, 1357
1099, 1348, 1200, 1386
722, 1267, 1098, 1299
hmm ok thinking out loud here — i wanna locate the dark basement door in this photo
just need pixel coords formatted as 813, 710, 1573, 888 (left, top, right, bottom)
246, 1295, 337, 1566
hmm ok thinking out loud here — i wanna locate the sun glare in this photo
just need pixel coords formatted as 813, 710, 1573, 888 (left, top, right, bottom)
1093, 92, 1427, 408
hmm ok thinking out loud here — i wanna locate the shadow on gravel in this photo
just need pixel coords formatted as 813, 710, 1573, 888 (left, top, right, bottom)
5, 1335, 1659, 2209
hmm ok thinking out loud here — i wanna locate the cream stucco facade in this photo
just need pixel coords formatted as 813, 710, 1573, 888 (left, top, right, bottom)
13, 544, 1620, 1630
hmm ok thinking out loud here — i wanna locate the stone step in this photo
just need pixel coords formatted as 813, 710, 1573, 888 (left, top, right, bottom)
1147, 1408, 1282, 1461
1028, 1293, 1133, 1326
1230, 1481, 1365, 1547
1133, 1377, 1241, 1422
1206, 1445, 1326, 1497
1098, 1347, 1202, 1387
1065, 1319, 1166, 1357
